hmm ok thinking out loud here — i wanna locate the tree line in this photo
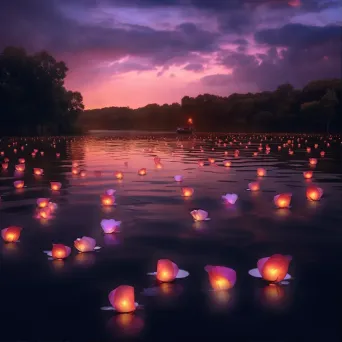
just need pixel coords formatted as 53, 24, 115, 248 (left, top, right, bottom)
0, 47, 84, 136
81, 79, 341, 133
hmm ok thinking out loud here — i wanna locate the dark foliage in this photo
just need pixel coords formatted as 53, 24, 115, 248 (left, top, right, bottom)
0, 47, 84, 136
80, 79, 341, 133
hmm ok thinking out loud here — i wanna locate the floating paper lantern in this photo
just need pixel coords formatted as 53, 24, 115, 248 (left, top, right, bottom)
253, 152, 258, 156
50, 182, 62, 191
257, 168, 266, 177
50, 244, 71, 259
33, 168, 44, 175
248, 182, 260, 191
208, 158, 215, 164
37, 207, 51, 219
101, 219, 121, 233
306, 186, 323, 201
205, 265, 236, 290
155, 163, 163, 169
14, 180, 24, 189
307, 147, 311, 153
37, 198, 50, 208
72, 167, 79, 175
222, 193, 238, 204
198, 161, 204, 167
108, 285, 137, 313
74, 236, 101, 252
223, 160, 231, 167
138, 168, 147, 176
1, 226, 22, 242
2, 162, 8, 170
320, 151, 325, 157
80, 170, 86, 177
115, 171, 124, 180
174, 175, 183, 182
273, 193, 292, 209
18, 158, 25, 164
309, 158, 317, 166
249, 254, 292, 283
101, 194, 115, 206
303, 171, 313, 179
15, 164, 25, 172
181, 187, 194, 197
190, 209, 210, 221
147, 259, 189, 282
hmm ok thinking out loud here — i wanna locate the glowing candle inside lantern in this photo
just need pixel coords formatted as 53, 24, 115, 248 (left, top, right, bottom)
205, 265, 236, 291
303, 171, 313, 179
260, 254, 290, 283
156, 259, 178, 282
274, 193, 292, 209
223, 160, 231, 167
51, 244, 71, 259
101, 195, 115, 206
34, 168, 43, 175
50, 182, 62, 191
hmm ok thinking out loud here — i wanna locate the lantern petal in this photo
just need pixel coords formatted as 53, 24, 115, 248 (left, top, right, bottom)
176, 269, 189, 278
257, 257, 269, 273
248, 268, 262, 278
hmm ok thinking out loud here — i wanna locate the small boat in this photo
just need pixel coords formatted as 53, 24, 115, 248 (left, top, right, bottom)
176, 127, 194, 134
176, 118, 194, 134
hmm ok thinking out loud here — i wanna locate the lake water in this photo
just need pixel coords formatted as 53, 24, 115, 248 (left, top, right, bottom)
1, 132, 342, 341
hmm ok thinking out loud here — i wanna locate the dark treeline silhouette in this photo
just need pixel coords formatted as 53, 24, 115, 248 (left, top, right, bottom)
81, 79, 342, 133
0, 47, 84, 136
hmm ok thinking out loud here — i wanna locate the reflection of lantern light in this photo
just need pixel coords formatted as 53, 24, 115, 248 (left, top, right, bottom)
51, 244, 71, 259
273, 193, 292, 209
257, 168, 266, 177
14, 180, 24, 189
1, 226, 22, 242
259, 254, 291, 283
306, 186, 323, 201
223, 160, 231, 167
101, 195, 115, 206
109, 285, 137, 313
181, 187, 194, 197
37, 198, 50, 208
15, 164, 25, 172
33, 168, 43, 175
50, 182, 62, 191
262, 284, 285, 305
303, 171, 313, 179
38, 207, 51, 219
248, 182, 260, 191
115, 171, 124, 180
138, 168, 147, 176
205, 265, 236, 290
156, 259, 178, 282
309, 158, 317, 166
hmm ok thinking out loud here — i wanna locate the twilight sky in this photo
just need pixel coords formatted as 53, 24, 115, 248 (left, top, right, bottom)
1, 0, 341, 109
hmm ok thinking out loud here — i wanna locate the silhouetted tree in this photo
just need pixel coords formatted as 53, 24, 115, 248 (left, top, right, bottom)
0, 46, 84, 135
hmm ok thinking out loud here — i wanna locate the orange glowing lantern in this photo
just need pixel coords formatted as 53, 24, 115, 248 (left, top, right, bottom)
303, 171, 313, 179
257, 168, 266, 177
320, 151, 325, 157
72, 162, 79, 168
51, 244, 71, 259
198, 160, 204, 167
208, 158, 215, 164
18, 158, 25, 164
80, 170, 86, 177
155, 163, 163, 169
50, 182, 62, 191
1, 226, 22, 242
33, 168, 43, 175
156, 259, 179, 282
138, 168, 147, 176
101, 195, 115, 206
288, 150, 294, 155
108, 285, 137, 313
273, 193, 292, 209
181, 187, 194, 197
72, 167, 79, 175
37, 198, 50, 208
307, 147, 311, 153
223, 160, 231, 167
14, 180, 24, 189
253, 152, 258, 156
205, 265, 236, 290
306, 186, 323, 201
309, 158, 317, 166
37, 207, 51, 219
259, 254, 291, 283
15, 164, 25, 172
115, 171, 124, 180
188, 118, 193, 125
74, 236, 96, 252
248, 182, 260, 191
2, 162, 8, 170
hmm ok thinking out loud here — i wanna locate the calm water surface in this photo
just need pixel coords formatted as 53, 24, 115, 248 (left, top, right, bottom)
1, 132, 342, 341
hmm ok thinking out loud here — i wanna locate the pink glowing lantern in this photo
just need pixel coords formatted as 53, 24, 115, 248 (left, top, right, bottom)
1, 226, 22, 243
147, 259, 189, 282
273, 193, 292, 209
205, 265, 236, 290
74, 236, 101, 252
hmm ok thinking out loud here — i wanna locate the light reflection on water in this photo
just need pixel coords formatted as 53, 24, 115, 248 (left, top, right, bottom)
0, 132, 342, 340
